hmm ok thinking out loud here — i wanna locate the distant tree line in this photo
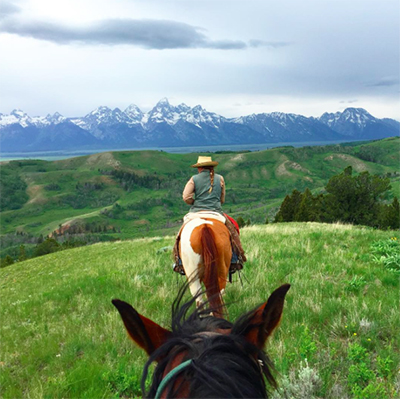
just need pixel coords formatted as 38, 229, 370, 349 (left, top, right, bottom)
51, 221, 120, 236
274, 166, 399, 230
60, 181, 119, 209
354, 146, 388, 163
0, 168, 29, 211
0, 238, 84, 268
279, 143, 392, 166
100, 168, 190, 192
108, 169, 164, 191
1, 220, 122, 268
101, 198, 176, 220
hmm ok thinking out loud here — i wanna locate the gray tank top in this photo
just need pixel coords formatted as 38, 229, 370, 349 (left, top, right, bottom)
190, 170, 223, 214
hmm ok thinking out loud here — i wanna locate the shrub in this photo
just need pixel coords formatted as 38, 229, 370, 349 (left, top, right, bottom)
274, 167, 393, 229
237, 216, 246, 228
298, 326, 317, 361
272, 360, 322, 399
0, 255, 14, 268
0, 167, 29, 211
346, 342, 393, 399
44, 183, 61, 191
345, 276, 367, 293
33, 238, 61, 257
18, 245, 27, 262
371, 238, 400, 273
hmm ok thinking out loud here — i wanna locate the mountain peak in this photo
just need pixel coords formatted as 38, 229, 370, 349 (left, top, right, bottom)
125, 104, 141, 111
342, 107, 371, 116
83, 106, 111, 119
1, 102, 398, 152
343, 107, 368, 112
124, 104, 143, 122
341, 108, 374, 123
11, 109, 27, 117
156, 97, 170, 107
318, 107, 381, 137
176, 103, 191, 112
95, 105, 111, 112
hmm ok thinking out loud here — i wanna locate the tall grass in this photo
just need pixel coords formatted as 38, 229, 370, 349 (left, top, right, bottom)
0, 223, 399, 398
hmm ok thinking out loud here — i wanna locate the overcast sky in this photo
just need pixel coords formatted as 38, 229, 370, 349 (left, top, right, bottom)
0, 0, 399, 120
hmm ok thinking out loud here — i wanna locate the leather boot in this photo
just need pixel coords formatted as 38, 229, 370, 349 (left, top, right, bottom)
225, 218, 247, 269
172, 235, 185, 275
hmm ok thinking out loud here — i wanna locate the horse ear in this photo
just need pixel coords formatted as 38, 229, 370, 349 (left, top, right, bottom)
236, 284, 290, 349
112, 299, 172, 356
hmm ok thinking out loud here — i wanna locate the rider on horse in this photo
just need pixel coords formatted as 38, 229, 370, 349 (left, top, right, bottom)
172, 156, 247, 275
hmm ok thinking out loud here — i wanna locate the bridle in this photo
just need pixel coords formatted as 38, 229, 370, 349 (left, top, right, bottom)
153, 330, 265, 399
154, 359, 193, 399
154, 331, 218, 399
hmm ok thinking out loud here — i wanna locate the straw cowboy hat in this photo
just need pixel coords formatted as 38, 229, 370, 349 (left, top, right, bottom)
191, 156, 219, 168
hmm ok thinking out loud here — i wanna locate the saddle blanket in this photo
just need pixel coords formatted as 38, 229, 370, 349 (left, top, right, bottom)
183, 211, 226, 224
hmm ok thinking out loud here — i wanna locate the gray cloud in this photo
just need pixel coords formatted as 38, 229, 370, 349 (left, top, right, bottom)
340, 100, 358, 104
0, 16, 288, 50
367, 77, 399, 87
1, 0, 397, 120
0, 1, 21, 19
248, 39, 291, 48
204, 39, 247, 50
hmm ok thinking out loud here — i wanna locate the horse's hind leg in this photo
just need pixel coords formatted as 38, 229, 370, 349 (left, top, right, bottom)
181, 249, 204, 308
188, 275, 205, 309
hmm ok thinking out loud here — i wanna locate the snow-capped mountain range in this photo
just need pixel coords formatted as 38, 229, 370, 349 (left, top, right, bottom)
0, 99, 398, 152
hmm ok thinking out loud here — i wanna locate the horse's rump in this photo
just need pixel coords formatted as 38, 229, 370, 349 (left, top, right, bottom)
180, 218, 231, 316
184, 219, 231, 281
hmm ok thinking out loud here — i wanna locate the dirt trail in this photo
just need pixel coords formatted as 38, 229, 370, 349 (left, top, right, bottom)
275, 160, 293, 177
85, 152, 121, 168
275, 160, 313, 181
26, 185, 46, 204
324, 154, 368, 172
59, 208, 112, 228
224, 153, 245, 169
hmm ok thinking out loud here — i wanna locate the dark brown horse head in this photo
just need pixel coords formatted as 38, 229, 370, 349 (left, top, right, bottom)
112, 283, 290, 398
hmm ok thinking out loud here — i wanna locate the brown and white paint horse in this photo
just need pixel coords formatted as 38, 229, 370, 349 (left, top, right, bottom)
112, 283, 291, 398
179, 217, 231, 318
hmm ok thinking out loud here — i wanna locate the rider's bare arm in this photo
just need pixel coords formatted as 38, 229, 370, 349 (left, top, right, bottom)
182, 177, 195, 204
220, 176, 225, 204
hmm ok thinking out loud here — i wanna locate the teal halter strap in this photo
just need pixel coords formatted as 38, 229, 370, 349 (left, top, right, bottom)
154, 359, 193, 399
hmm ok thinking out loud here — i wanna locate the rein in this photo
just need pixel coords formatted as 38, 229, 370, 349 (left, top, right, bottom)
154, 359, 193, 399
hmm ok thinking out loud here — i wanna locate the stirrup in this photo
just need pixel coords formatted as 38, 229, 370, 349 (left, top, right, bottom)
229, 262, 244, 274
172, 258, 185, 275
230, 252, 244, 274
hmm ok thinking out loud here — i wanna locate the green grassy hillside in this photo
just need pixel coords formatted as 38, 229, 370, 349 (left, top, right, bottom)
1, 138, 399, 244
1, 223, 399, 398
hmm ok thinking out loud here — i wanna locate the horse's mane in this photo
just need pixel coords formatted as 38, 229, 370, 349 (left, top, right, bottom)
141, 284, 276, 398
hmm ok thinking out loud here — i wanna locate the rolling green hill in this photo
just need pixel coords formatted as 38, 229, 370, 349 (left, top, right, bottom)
1, 138, 399, 248
0, 223, 399, 398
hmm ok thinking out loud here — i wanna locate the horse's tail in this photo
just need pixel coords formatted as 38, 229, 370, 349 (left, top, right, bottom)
200, 224, 223, 317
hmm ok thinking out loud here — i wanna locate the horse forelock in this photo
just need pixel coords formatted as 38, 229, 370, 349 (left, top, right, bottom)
144, 328, 271, 398
141, 286, 274, 399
